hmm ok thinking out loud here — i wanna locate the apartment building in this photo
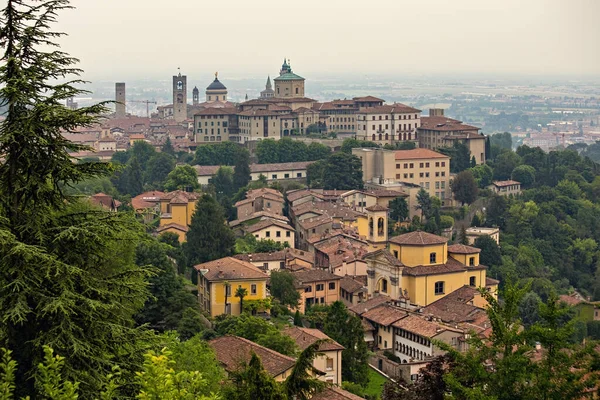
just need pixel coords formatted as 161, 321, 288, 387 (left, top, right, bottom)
355, 104, 422, 145
193, 107, 238, 143
352, 148, 452, 205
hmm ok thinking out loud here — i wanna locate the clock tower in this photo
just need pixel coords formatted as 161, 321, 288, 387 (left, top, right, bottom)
172, 69, 187, 122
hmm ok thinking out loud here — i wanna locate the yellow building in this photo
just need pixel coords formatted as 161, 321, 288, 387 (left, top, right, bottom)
352, 148, 452, 206
365, 231, 498, 307
157, 190, 200, 242
195, 257, 269, 317
292, 269, 341, 313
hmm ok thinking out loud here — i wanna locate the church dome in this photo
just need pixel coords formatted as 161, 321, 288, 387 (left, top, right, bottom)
206, 77, 226, 91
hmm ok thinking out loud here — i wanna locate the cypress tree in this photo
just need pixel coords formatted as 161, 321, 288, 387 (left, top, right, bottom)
0, 1, 152, 395
233, 150, 251, 191
185, 194, 236, 266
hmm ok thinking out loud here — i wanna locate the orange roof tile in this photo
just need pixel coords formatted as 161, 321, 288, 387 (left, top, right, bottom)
194, 257, 268, 281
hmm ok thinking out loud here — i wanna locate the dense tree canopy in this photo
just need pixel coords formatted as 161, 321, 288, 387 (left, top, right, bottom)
255, 138, 331, 164
451, 170, 479, 205
307, 152, 363, 190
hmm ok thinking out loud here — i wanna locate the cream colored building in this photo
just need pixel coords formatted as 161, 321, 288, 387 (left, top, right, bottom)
466, 227, 500, 245
355, 104, 421, 145
292, 269, 341, 313
283, 327, 344, 385
238, 109, 282, 143
193, 107, 238, 143
418, 109, 485, 165
245, 219, 295, 248
352, 148, 452, 206
489, 180, 522, 196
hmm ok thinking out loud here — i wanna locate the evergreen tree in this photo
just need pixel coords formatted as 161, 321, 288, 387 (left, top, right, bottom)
185, 194, 235, 266
415, 188, 432, 221
270, 270, 301, 309
451, 170, 479, 205
128, 156, 144, 195
0, 1, 152, 395
323, 302, 369, 386
233, 150, 251, 190
389, 197, 409, 222
458, 225, 469, 245
161, 137, 176, 156
294, 310, 302, 327
474, 235, 502, 267
225, 353, 287, 400
285, 340, 327, 400
145, 152, 176, 189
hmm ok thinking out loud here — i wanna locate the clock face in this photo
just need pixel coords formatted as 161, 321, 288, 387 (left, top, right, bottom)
177, 81, 183, 90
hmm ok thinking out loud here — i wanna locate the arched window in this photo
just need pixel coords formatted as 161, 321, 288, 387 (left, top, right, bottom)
381, 279, 388, 293
369, 218, 373, 236
430, 252, 437, 263
385, 133, 389, 140
379, 133, 382, 141
372, 134, 376, 141
377, 217, 385, 236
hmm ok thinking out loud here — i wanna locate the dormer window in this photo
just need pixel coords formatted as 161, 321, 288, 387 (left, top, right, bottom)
469, 257, 475, 266
429, 252, 437, 264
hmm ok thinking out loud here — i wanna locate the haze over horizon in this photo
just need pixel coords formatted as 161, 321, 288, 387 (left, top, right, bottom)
57, 0, 600, 82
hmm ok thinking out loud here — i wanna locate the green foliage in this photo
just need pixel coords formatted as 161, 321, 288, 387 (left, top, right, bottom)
439, 141, 471, 173
493, 151, 521, 180
284, 340, 327, 400
235, 234, 285, 254
214, 314, 297, 356
185, 194, 235, 266
164, 165, 200, 192
415, 188, 433, 220
383, 141, 416, 150
322, 302, 370, 387
194, 142, 247, 166
451, 170, 479, 205
145, 152, 176, 188
469, 163, 494, 188
485, 195, 508, 229
306, 152, 364, 190
389, 196, 409, 222
474, 235, 502, 267
177, 308, 207, 341
134, 240, 199, 332
256, 138, 331, 164
440, 215, 454, 229
341, 138, 380, 154
490, 132, 513, 150
162, 137, 176, 156
233, 150, 251, 190
224, 352, 287, 400
511, 164, 536, 188
270, 271, 301, 309
294, 310, 302, 326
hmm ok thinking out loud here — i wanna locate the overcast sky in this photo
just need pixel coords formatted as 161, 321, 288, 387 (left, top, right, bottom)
56, 0, 600, 81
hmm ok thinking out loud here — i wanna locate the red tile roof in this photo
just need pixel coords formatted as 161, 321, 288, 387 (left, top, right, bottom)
131, 191, 164, 210
209, 336, 295, 377
292, 269, 342, 284
245, 219, 294, 234
348, 295, 391, 316
156, 222, 189, 233
353, 96, 385, 102
282, 327, 344, 352
394, 148, 449, 160
311, 386, 365, 400
362, 304, 407, 326
448, 244, 481, 254
389, 231, 448, 246
419, 116, 480, 132
194, 257, 268, 281
358, 103, 420, 114
392, 314, 459, 338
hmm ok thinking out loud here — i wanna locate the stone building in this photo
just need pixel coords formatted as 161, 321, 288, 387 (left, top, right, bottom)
273, 59, 305, 98
172, 71, 187, 122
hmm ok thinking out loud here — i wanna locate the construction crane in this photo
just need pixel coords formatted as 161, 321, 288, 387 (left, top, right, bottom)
128, 100, 157, 118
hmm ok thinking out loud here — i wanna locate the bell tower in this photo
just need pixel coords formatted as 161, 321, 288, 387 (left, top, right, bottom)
172, 68, 187, 122
365, 204, 388, 249
192, 86, 199, 105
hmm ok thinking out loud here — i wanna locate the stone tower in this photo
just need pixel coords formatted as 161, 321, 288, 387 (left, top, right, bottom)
192, 86, 199, 105
115, 82, 126, 118
260, 76, 275, 99
173, 71, 187, 122
274, 59, 305, 98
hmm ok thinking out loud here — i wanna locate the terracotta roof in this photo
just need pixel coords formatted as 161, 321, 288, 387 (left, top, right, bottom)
287, 189, 324, 203
194, 257, 268, 281
389, 231, 448, 246
353, 96, 385, 102
229, 212, 289, 227
448, 244, 481, 254
492, 180, 521, 187
394, 149, 449, 160
418, 116, 480, 132
251, 161, 314, 173
89, 193, 118, 210
209, 336, 295, 377
402, 258, 484, 277
131, 191, 164, 210
442, 285, 479, 303
247, 187, 284, 200
486, 277, 500, 286
292, 269, 342, 285
194, 164, 220, 177
311, 386, 365, 400
362, 304, 407, 326
358, 103, 420, 114
339, 275, 366, 294
365, 204, 388, 212
348, 295, 391, 316
559, 292, 585, 306
392, 314, 454, 338
245, 219, 294, 234
161, 190, 200, 201
156, 222, 189, 233
235, 248, 314, 265
193, 107, 238, 116
282, 327, 344, 352
297, 215, 333, 231
423, 289, 487, 324
361, 318, 375, 331
238, 109, 282, 117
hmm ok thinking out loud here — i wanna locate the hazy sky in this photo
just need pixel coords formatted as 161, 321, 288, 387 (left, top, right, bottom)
56, 0, 600, 81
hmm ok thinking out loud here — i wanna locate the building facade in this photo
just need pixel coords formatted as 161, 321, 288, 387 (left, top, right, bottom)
172, 71, 187, 122
355, 104, 422, 145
